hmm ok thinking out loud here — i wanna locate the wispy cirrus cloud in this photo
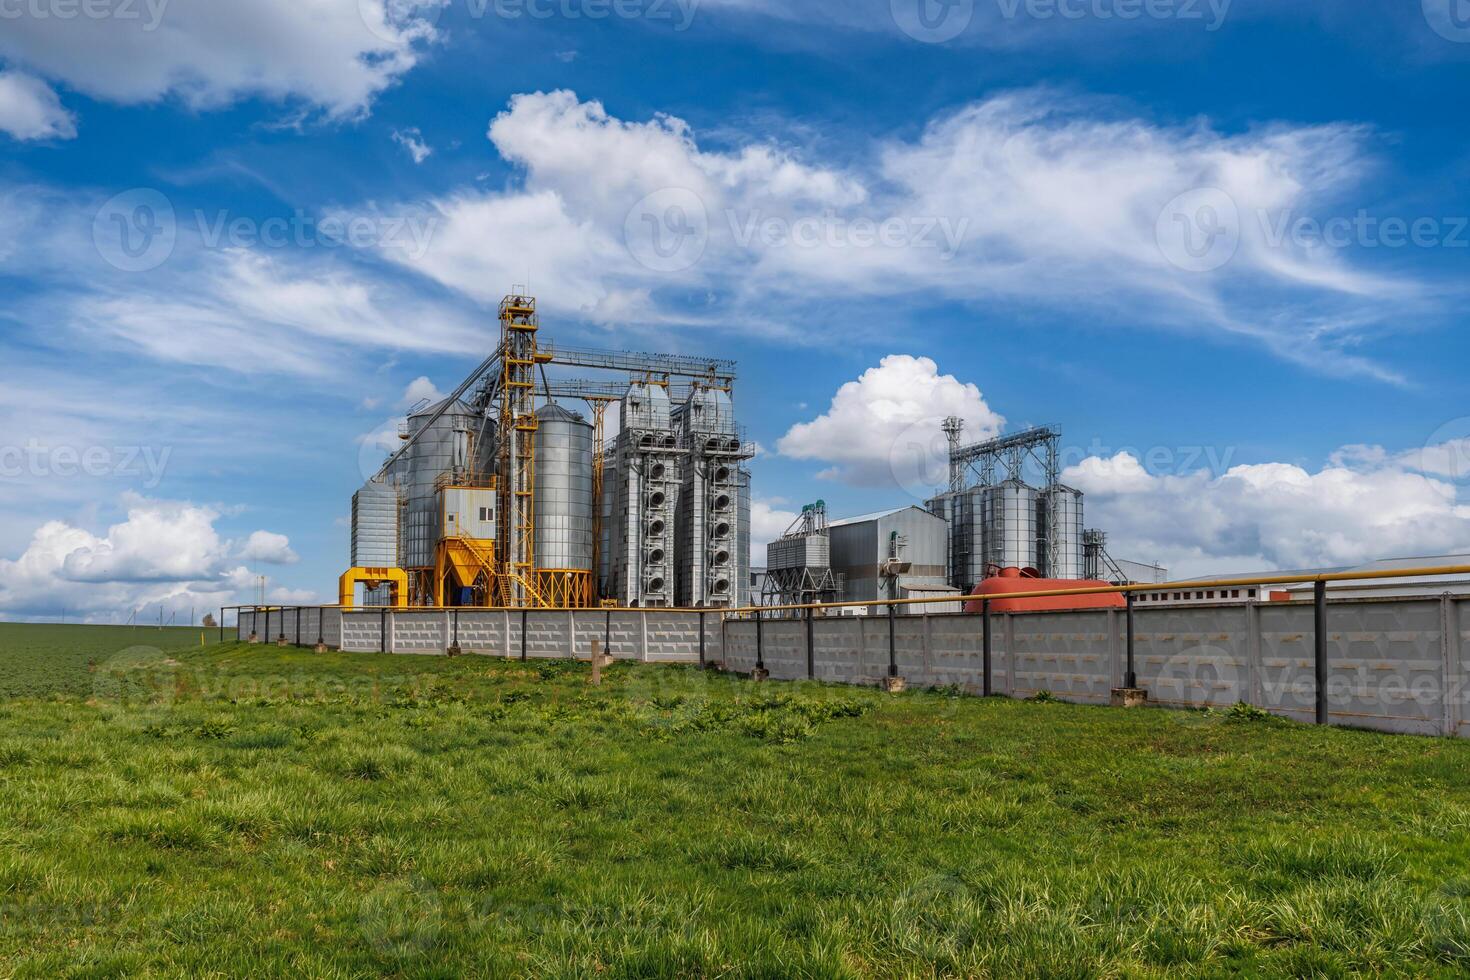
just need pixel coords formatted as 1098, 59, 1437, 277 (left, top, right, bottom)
343, 88, 1429, 381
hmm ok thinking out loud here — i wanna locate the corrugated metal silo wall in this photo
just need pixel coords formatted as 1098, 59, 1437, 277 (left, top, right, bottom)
403, 402, 475, 571
534, 406, 595, 573
1045, 487, 1085, 579
351, 483, 399, 567
984, 482, 1038, 571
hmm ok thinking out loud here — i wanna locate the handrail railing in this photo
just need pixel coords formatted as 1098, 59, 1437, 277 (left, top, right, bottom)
721, 563, 1470, 617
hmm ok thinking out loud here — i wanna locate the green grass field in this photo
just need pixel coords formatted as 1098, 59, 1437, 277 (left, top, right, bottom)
1, 624, 1469, 976
0, 623, 213, 699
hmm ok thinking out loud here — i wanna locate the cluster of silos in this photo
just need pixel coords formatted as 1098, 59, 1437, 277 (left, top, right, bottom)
351, 395, 601, 606
926, 482, 1084, 592
353, 381, 748, 609
599, 384, 751, 608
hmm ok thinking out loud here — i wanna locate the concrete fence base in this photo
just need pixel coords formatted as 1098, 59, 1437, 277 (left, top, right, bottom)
233, 595, 1470, 739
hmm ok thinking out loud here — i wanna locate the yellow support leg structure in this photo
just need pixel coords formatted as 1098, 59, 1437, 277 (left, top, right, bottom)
338, 568, 409, 610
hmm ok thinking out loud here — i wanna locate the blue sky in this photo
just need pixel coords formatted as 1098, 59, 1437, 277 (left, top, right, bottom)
1, 0, 1468, 620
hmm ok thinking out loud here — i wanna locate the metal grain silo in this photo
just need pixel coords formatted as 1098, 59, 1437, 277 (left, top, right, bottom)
351, 481, 399, 568
1042, 486, 1084, 579
402, 398, 478, 575
983, 480, 1038, 571
533, 403, 595, 604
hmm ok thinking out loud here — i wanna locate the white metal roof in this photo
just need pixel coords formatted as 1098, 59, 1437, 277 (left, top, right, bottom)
828, 505, 934, 528
1180, 554, 1470, 586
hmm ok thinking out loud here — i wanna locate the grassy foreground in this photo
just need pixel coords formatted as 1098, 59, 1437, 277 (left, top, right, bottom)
0, 628, 1469, 976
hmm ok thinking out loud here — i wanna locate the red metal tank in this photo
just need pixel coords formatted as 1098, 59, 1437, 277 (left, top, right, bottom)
964, 567, 1126, 614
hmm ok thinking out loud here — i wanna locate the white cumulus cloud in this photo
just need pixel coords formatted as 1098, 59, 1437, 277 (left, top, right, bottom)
238, 530, 299, 565
749, 499, 799, 566
1065, 450, 1470, 577
0, 70, 75, 141
777, 355, 1004, 488
0, 0, 438, 121
402, 376, 445, 406
0, 494, 301, 619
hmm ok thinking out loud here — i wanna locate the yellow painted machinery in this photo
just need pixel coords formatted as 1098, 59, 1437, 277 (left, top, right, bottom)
338, 567, 409, 609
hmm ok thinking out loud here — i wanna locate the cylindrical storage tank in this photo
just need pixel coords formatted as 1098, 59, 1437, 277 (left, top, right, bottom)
1043, 486, 1084, 580
533, 404, 595, 575
983, 480, 1037, 573
964, 567, 1124, 614
403, 399, 477, 573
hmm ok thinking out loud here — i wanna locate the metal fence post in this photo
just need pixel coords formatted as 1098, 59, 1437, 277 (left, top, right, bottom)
1314, 580, 1328, 725
698, 610, 706, 667
219, 607, 224, 643
521, 608, 528, 662
755, 610, 765, 673
887, 602, 898, 679
806, 606, 815, 680
982, 599, 992, 697
1125, 592, 1137, 689
380, 607, 386, 654
295, 607, 302, 646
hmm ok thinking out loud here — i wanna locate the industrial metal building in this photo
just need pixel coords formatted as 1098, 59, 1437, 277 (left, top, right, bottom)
828, 506, 958, 613
757, 421, 1165, 613
346, 292, 753, 610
